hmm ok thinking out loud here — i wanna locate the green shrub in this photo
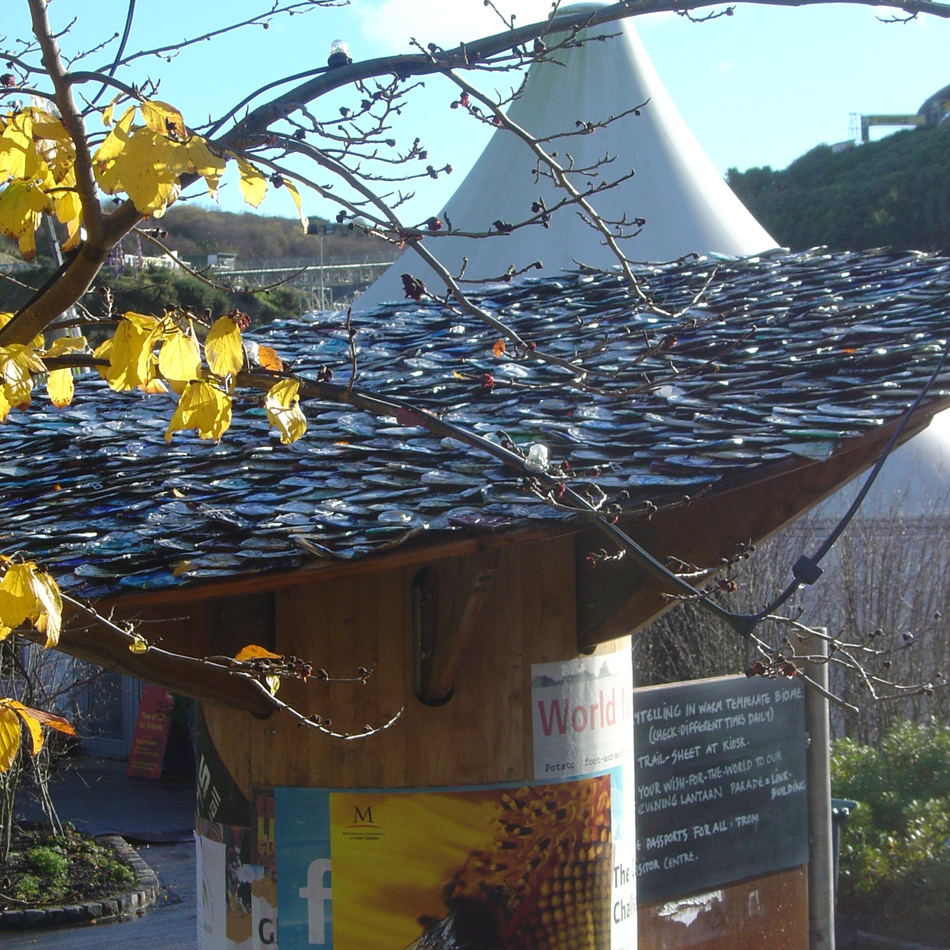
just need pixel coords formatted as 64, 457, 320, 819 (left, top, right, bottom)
109, 860, 135, 886
15, 874, 41, 901
832, 719, 950, 934
27, 845, 68, 880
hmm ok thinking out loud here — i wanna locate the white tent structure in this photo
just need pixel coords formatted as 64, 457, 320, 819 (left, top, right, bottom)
815, 409, 950, 520
355, 1, 777, 310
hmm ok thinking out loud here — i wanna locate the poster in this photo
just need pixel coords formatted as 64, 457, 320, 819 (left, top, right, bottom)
277, 775, 618, 950
531, 652, 634, 783
197, 816, 278, 950
197, 829, 227, 950
532, 648, 637, 949
127, 685, 173, 779
274, 646, 636, 950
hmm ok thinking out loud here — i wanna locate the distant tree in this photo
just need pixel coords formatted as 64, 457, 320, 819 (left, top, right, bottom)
728, 123, 950, 253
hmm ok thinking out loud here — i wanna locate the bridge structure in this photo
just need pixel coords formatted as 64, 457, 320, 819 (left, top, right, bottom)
222, 258, 396, 310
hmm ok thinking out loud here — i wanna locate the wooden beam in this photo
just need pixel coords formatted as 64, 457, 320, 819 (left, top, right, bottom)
418, 549, 500, 704
34, 602, 277, 717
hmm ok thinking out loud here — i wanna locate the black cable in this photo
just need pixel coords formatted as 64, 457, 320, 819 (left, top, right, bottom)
750, 336, 950, 625
90, 0, 136, 107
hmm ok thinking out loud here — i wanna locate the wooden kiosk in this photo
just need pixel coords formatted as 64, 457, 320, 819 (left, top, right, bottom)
50, 405, 935, 950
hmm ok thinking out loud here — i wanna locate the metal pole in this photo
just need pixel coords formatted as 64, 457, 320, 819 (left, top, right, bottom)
319, 233, 325, 310
805, 631, 835, 950
43, 216, 81, 341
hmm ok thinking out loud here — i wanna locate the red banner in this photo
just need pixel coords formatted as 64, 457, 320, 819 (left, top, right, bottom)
127, 685, 174, 779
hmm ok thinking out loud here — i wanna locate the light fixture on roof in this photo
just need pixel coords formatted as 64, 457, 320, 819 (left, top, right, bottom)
327, 40, 351, 69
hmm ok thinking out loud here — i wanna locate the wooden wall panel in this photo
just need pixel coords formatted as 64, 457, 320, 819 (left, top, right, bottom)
637, 867, 808, 950
205, 535, 593, 795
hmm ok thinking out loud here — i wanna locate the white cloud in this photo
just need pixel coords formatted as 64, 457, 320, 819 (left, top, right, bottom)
716, 60, 734, 75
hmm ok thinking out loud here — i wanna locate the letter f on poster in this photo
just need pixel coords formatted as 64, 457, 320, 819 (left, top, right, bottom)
300, 859, 332, 945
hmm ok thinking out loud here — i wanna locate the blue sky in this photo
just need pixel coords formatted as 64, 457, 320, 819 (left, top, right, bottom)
11, 0, 950, 221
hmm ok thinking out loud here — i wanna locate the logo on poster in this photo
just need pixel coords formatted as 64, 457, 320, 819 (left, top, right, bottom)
299, 859, 332, 945
343, 803, 385, 840
536, 687, 631, 736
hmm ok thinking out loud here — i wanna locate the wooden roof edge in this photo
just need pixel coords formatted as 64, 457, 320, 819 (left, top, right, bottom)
89, 521, 569, 611
75, 400, 948, 622
578, 406, 942, 647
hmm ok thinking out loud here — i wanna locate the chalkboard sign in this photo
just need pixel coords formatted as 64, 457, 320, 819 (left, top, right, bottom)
634, 675, 808, 903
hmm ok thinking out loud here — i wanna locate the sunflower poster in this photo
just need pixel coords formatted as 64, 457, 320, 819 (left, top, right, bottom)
277, 772, 626, 950
275, 649, 634, 950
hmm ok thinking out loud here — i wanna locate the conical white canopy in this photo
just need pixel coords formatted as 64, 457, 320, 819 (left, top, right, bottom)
816, 410, 950, 521
356, 3, 777, 309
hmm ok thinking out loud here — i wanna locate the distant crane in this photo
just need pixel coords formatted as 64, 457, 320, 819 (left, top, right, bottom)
857, 81, 950, 143
859, 113, 925, 143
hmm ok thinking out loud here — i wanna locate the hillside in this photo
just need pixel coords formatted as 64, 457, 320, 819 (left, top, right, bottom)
144, 205, 396, 267
1, 207, 398, 323
727, 122, 950, 254
4, 205, 396, 270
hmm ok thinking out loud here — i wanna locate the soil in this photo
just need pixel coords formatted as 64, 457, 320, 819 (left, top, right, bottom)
0, 824, 135, 911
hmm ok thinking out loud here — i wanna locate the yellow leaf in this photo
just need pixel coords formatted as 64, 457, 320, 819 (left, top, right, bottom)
265, 675, 281, 696
52, 169, 83, 249
165, 380, 232, 443
128, 635, 149, 654
0, 387, 10, 424
493, 338, 506, 358
93, 104, 135, 183
45, 335, 87, 403
265, 378, 307, 445
0, 111, 34, 180
0, 562, 62, 648
236, 157, 266, 208
256, 345, 284, 372
283, 180, 308, 232
45, 336, 86, 409
105, 127, 188, 215
0, 705, 20, 773
0, 563, 38, 630
205, 317, 244, 378
31, 571, 62, 648
93, 336, 112, 382
28, 109, 74, 177
158, 323, 201, 391
101, 95, 123, 127
0, 344, 44, 411
140, 100, 187, 139
183, 136, 226, 200
234, 645, 282, 662
171, 560, 193, 577
13, 702, 76, 737
106, 313, 161, 391
7, 700, 43, 756
46, 368, 73, 408
44, 335, 87, 359
0, 179, 52, 262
